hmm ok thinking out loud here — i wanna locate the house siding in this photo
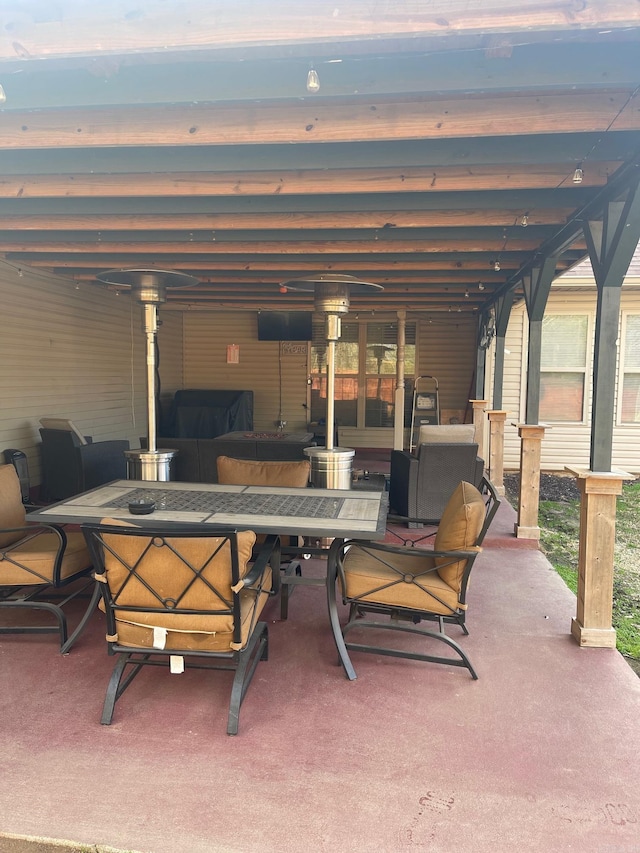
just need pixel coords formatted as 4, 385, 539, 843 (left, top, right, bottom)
0, 265, 148, 486
500, 288, 640, 474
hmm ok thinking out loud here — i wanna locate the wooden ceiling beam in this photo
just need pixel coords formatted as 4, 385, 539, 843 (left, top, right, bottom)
0, 163, 615, 198
0, 209, 574, 230
1, 0, 638, 64
1, 92, 638, 149
2, 237, 545, 254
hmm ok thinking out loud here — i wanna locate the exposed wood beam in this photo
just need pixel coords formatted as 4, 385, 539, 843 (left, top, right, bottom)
0, 163, 615, 198
0, 209, 574, 230
1, 237, 547, 255
1, 92, 638, 149
1, 0, 639, 64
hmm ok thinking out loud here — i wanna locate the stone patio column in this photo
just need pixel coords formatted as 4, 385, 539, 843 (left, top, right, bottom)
565, 467, 628, 649
469, 399, 487, 461
514, 423, 547, 539
487, 410, 507, 495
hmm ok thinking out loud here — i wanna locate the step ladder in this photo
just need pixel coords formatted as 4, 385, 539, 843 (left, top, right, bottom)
409, 375, 440, 451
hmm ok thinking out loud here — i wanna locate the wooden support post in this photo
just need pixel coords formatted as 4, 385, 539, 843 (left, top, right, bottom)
566, 468, 628, 649
487, 410, 507, 496
469, 399, 487, 461
514, 423, 547, 539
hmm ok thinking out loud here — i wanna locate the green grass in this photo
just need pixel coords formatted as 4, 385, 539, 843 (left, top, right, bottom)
538, 484, 640, 662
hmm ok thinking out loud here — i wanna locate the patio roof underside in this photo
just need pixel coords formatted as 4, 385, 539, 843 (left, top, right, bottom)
1, 1, 640, 315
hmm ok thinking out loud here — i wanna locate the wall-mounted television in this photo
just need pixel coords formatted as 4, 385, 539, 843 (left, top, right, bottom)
257, 311, 313, 341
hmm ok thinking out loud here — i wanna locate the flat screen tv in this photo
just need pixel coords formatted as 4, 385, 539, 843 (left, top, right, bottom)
257, 311, 313, 341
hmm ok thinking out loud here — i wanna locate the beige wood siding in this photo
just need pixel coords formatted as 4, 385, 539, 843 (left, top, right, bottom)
501, 289, 640, 474
157, 309, 184, 433
0, 265, 148, 486
416, 313, 477, 424
182, 311, 309, 431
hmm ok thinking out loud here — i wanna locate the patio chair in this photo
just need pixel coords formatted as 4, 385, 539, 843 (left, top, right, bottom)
39, 418, 129, 501
389, 424, 484, 526
327, 478, 500, 681
0, 463, 93, 652
216, 455, 311, 619
82, 521, 280, 735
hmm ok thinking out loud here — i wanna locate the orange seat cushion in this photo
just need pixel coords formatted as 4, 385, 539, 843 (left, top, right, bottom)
342, 545, 460, 615
434, 481, 484, 590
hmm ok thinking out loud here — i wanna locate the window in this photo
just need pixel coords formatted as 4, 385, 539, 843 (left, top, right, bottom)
539, 314, 588, 422
310, 321, 416, 428
621, 314, 640, 424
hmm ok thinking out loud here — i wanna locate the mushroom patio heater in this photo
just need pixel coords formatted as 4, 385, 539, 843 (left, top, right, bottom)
96, 268, 199, 482
281, 273, 383, 489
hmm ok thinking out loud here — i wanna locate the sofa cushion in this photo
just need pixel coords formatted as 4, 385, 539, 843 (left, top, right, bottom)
39, 417, 88, 445
216, 456, 310, 488
418, 424, 475, 445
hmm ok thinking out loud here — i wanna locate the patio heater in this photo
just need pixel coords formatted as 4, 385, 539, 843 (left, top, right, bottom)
96, 268, 199, 482
281, 273, 383, 489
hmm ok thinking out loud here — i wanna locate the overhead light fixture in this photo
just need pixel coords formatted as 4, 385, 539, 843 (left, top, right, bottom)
0, 83, 6, 104
306, 66, 320, 93
573, 164, 584, 184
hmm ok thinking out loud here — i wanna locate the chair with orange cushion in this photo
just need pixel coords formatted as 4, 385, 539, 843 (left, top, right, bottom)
82, 521, 279, 735
0, 463, 93, 652
216, 455, 311, 619
327, 478, 500, 681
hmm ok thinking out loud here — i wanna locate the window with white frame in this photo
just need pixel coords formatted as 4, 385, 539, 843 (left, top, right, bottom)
310, 321, 416, 428
539, 314, 588, 422
621, 313, 640, 424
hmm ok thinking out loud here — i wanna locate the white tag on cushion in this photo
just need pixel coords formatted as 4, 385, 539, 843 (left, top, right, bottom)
170, 655, 185, 674
153, 626, 167, 649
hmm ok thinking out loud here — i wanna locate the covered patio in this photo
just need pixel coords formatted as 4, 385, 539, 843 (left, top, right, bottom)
1, 4, 640, 850
1, 499, 639, 853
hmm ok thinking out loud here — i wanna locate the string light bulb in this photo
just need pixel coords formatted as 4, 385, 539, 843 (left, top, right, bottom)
306, 66, 320, 93
478, 281, 485, 291
464, 289, 470, 298
573, 164, 584, 184
521, 213, 529, 227
494, 260, 501, 272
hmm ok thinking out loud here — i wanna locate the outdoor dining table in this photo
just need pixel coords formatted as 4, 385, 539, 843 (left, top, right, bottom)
28, 479, 389, 655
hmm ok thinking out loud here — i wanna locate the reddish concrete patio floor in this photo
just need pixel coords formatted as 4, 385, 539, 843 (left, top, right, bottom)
1, 500, 639, 853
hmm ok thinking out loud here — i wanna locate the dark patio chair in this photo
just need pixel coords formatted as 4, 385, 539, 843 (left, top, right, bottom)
389, 426, 484, 525
82, 521, 280, 735
327, 478, 500, 681
0, 463, 93, 652
216, 455, 311, 619
39, 418, 129, 501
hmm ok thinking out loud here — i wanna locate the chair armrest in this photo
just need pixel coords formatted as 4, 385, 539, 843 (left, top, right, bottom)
234, 534, 281, 593
77, 440, 130, 490
389, 450, 418, 516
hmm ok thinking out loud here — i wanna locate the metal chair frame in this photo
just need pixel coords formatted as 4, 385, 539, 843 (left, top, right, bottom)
327, 478, 500, 681
83, 523, 280, 735
0, 521, 94, 653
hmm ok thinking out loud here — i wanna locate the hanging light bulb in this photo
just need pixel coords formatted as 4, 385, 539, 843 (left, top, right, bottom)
573, 164, 584, 184
494, 260, 501, 272
306, 66, 320, 93
0, 83, 6, 104
478, 281, 485, 291
521, 213, 529, 227
464, 289, 470, 298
